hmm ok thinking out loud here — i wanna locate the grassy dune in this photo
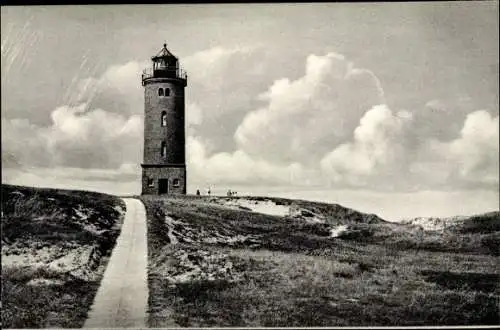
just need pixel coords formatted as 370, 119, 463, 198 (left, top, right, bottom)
1, 184, 126, 328
142, 195, 499, 327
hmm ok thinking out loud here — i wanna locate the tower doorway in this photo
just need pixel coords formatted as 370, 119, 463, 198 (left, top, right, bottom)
158, 179, 169, 194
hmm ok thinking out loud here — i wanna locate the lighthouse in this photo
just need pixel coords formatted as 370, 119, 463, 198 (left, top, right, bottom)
141, 43, 187, 195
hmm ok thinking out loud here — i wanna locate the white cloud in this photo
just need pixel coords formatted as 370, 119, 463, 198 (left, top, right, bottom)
235, 52, 385, 164
2, 59, 145, 171
410, 110, 499, 188
2, 103, 142, 170
449, 110, 499, 182
187, 136, 313, 188
45, 104, 142, 168
320, 104, 411, 186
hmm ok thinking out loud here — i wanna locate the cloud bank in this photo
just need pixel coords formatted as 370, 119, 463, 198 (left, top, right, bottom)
2, 46, 498, 195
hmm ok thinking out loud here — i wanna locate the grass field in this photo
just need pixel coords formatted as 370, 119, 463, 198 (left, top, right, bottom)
1, 184, 126, 328
142, 195, 499, 327
2, 186, 498, 327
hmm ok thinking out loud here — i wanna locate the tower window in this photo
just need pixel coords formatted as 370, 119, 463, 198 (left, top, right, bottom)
161, 141, 167, 158
173, 178, 180, 187
147, 178, 154, 187
165, 88, 170, 96
161, 111, 167, 127
158, 88, 164, 96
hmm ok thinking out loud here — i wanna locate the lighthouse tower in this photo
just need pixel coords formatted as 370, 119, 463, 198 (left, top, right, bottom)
141, 43, 187, 195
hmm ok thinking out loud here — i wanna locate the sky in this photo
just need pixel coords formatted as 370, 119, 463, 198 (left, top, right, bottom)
1, 3, 499, 221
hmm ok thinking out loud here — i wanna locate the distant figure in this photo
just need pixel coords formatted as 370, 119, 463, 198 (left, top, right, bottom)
196, 189, 200, 196
227, 189, 232, 197
207, 187, 211, 196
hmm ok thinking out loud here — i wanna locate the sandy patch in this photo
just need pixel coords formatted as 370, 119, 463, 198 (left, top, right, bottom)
2, 245, 94, 273
164, 216, 185, 244
288, 205, 326, 224
164, 215, 261, 246
73, 206, 88, 220
27, 278, 65, 286
330, 225, 349, 238
166, 220, 179, 244
401, 216, 469, 231
213, 198, 326, 224
215, 198, 291, 217
48, 246, 93, 272
3, 246, 58, 265
114, 204, 126, 212
83, 225, 107, 235
158, 248, 241, 286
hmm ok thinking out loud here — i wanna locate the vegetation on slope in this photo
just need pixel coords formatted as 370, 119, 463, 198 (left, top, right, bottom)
142, 195, 499, 327
1, 184, 126, 328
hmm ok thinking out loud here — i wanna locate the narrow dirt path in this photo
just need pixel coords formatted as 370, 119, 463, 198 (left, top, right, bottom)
84, 198, 148, 328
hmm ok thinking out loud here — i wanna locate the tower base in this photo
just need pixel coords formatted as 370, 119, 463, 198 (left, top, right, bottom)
141, 164, 186, 195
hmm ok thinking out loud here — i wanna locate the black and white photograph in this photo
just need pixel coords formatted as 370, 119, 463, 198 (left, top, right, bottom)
1, 2, 499, 328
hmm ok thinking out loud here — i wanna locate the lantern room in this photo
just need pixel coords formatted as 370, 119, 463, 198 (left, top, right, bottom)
142, 43, 188, 83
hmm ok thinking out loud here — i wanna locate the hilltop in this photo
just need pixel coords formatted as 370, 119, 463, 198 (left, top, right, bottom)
402, 211, 500, 234
141, 194, 499, 327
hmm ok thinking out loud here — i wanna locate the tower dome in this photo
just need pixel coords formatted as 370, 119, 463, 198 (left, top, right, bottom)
142, 43, 187, 84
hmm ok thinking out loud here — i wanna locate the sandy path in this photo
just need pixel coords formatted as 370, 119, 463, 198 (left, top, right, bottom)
84, 198, 149, 328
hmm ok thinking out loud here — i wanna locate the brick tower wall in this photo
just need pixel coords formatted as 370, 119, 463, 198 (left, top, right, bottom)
141, 166, 186, 195
141, 77, 186, 195
143, 80, 185, 165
